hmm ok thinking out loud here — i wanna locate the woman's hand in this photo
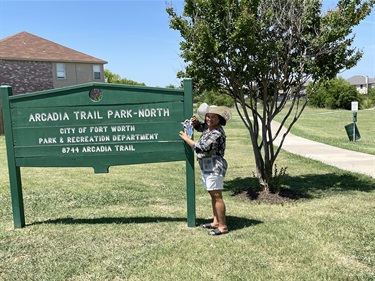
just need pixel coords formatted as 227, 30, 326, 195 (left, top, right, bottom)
179, 129, 195, 148
179, 130, 188, 140
191, 116, 199, 127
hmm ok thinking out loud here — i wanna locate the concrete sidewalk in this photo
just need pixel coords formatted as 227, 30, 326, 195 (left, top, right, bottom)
271, 122, 375, 178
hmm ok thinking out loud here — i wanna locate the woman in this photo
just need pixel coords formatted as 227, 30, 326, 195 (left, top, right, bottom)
179, 103, 231, 235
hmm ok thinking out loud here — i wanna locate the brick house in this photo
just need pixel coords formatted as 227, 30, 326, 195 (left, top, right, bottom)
0, 31, 107, 134
0, 31, 107, 95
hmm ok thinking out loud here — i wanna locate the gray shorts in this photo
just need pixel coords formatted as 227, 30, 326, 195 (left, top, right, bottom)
201, 173, 224, 191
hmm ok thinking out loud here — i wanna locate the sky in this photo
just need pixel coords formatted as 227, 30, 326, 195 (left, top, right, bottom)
0, 0, 374, 88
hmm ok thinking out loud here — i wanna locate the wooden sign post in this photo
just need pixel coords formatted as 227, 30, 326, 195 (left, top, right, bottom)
1, 79, 196, 228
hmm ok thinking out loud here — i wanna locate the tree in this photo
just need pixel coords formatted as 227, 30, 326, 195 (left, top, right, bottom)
198, 90, 235, 107
104, 69, 146, 86
167, 0, 374, 193
367, 87, 375, 105
307, 77, 363, 109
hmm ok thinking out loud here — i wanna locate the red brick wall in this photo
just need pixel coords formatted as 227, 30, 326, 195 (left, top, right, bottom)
0, 60, 54, 95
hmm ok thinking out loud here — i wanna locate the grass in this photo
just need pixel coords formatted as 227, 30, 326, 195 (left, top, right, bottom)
274, 106, 375, 155
1, 108, 375, 280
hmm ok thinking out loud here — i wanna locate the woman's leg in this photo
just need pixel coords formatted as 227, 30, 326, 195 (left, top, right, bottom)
209, 190, 227, 232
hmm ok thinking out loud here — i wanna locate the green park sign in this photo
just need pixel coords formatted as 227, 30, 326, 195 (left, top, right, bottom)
1, 80, 195, 228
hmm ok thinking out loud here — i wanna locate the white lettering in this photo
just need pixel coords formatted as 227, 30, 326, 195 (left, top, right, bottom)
78, 127, 87, 134
62, 147, 79, 153
60, 128, 76, 134
107, 109, 133, 119
112, 133, 158, 141
138, 108, 169, 118
73, 111, 103, 120
67, 135, 110, 143
89, 126, 108, 133
38, 137, 57, 144
29, 112, 69, 122
110, 125, 136, 132
82, 146, 112, 153
114, 145, 135, 151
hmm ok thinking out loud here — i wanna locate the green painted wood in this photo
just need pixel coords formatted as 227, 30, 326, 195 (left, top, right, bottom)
0, 86, 25, 228
12, 122, 182, 146
11, 102, 184, 127
8, 83, 184, 108
183, 79, 196, 227
1, 80, 196, 229
14, 141, 182, 158
16, 152, 185, 173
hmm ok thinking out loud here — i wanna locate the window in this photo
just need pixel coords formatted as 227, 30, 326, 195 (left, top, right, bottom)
93, 65, 101, 80
56, 63, 66, 79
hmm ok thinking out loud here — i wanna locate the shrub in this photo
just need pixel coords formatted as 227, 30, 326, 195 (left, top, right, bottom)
197, 90, 234, 107
307, 77, 363, 109
359, 87, 375, 109
369, 87, 375, 102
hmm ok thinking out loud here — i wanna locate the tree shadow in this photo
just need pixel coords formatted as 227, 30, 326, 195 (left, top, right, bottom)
225, 172, 375, 201
29, 215, 262, 231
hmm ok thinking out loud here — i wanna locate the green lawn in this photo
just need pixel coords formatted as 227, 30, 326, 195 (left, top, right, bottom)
275, 106, 375, 155
0, 108, 374, 280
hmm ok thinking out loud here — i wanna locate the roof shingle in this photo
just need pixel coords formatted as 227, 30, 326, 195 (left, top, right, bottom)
0, 31, 107, 64
346, 75, 375, 85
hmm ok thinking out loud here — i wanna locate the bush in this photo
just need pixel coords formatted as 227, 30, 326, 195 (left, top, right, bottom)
369, 87, 375, 103
197, 90, 234, 107
307, 77, 363, 109
361, 87, 375, 109
361, 98, 373, 109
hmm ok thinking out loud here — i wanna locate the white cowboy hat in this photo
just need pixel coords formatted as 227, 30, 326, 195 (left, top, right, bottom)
197, 103, 232, 123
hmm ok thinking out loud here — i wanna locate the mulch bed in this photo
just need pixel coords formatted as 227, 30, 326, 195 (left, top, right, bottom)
233, 188, 306, 204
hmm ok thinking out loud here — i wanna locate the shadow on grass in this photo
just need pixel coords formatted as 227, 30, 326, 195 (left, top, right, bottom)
196, 216, 263, 231
29, 216, 262, 231
225, 172, 375, 200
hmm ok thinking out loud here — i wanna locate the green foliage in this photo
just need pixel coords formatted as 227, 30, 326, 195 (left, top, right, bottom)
165, 84, 181, 89
266, 165, 288, 194
307, 77, 363, 109
104, 69, 146, 86
167, 0, 375, 192
168, 0, 374, 91
197, 90, 234, 107
362, 87, 375, 108
362, 97, 374, 109
369, 87, 375, 101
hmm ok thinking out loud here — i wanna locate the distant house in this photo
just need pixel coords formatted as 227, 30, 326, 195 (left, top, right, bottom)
0, 31, 107, 95
346, 75, 375, 94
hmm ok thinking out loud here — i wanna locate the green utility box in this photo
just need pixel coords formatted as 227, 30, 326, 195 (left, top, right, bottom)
344, 123, 361, 141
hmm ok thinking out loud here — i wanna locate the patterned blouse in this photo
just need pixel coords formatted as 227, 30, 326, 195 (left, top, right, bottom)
193, 122, 226, 159
193, 122, 228, 176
